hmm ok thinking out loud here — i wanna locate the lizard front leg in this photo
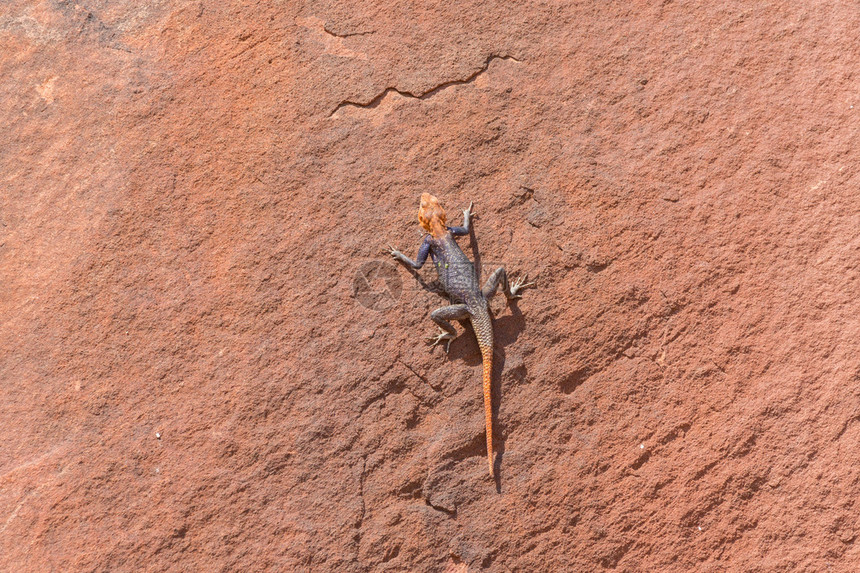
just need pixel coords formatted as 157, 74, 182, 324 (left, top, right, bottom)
482, 267, 534, 301
389, 235, 431, 269
428, 304, 470, 353
448, 201, 476, 236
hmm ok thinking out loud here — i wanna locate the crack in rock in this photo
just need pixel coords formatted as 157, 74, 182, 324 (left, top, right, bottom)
298, 16, 368, 60
398, 358, 440, 392
425, 497, 457, 517
323, 25, 376, 38
330, 54, 520, 116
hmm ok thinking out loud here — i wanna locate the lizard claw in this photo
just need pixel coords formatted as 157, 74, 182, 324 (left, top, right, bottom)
464, 201, 477, 221
509, 275, 535, 299
427, 330, 455, 353
387, 244, 403, 259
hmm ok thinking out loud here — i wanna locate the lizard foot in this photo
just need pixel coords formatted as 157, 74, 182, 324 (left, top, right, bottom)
464, 201, 477, 221
427, 330, 455, 353
387, 244, 405, 260
509, 275, 535, 300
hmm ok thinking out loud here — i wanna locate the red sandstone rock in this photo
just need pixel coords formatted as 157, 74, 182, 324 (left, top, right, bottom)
2, 1, 860, 571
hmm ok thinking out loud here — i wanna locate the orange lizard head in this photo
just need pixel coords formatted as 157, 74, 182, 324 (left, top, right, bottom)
418, 193, 448, 238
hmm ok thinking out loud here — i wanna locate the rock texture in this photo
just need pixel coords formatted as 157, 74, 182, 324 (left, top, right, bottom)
2, 1, 860, 571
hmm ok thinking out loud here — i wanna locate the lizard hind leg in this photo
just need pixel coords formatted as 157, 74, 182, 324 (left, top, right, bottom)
482, 267, 534, 301
428, 304, 470, 353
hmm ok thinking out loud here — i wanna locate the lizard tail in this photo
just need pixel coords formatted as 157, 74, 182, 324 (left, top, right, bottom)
472, 306, 495, 478
480, 341, 494, 478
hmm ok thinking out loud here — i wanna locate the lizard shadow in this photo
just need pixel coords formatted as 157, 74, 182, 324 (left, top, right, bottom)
443, 303, 525, 492
447, 268, 529, 490
490, 303, 528, 491
397, 264, 444, 296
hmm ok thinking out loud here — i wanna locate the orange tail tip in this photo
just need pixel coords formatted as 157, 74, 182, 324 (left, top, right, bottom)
481, 343, 494, 478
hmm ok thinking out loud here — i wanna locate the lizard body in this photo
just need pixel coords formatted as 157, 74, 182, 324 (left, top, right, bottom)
389, 193, 532, 478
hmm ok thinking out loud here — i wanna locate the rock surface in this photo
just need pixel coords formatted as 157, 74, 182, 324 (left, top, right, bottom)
3, 1, 860, 571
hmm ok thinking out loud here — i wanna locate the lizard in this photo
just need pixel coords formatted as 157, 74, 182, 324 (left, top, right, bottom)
388, 193, 533, 478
